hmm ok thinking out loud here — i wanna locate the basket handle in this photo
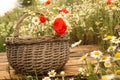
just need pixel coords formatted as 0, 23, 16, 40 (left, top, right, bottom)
13, 12, 42, 37
14, 13, 29, 37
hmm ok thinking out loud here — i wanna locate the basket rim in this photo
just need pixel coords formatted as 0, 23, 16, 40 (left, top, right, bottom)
6, 35, 70, 45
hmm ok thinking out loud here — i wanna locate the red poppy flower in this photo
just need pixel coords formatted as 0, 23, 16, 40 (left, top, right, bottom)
59, 7, 69, 14
53, 18, 67, 35
45, 0, 51, 5
39, 15, 47, 23
107, 0, 111, 5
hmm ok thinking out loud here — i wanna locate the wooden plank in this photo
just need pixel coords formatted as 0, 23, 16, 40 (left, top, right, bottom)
0, 62, 9, 71
66, 57, 97, 66
0, 65, 80, 80
70, 45, 99, 53
0, 57, 97, 71
0, 45, 99, 79
0, 70, 23, 80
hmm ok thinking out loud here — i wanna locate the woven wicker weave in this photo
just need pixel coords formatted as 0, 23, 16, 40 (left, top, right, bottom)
6, 13, 70, 75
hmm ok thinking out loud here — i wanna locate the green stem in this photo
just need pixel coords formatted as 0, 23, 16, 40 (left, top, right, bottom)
62, 76, 65, 80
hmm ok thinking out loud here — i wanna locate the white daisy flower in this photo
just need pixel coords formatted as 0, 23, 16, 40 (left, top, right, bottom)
24, 8, 31, 13
32, 17, 40, 25
104, 61, 112, 68
115, 70, 120, 75
78, 67, 86, 75
107, 45, 117, 53
103, 35, 116, 40
42, 26, 47, 31
71, 40, 82, 48
79, 53, 88, 61
99, 55, 111, 62
113, 51, 120, 61
90, 50, 103, 59
29, 11, 35, 15
48, 70, 56, 77
58, 12, 67, 18
101, 74, 115, 80
42, 77, 51, 80
110, 38, 120, 44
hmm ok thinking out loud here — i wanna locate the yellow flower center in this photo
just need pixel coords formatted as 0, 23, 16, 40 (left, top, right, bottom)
81, 55, 86, 59
106, 36, 112, 39
94, 51, 100, 55
104, 62, 111, 67
55, 6, 59, 9
30, 11, 34, 15
73, 12, 76, 16
115, 70, 120, 75
106, 63, 110, 66
61, 13, 65, 16
101, 55, 107, 60
34, 19, 38, 22
113, 39, 118, 42
109, 46, 113, 49
45, 77, 49, 80
50, 72, 54, 75
115, 52, 120, 58
101, 76, 109, 80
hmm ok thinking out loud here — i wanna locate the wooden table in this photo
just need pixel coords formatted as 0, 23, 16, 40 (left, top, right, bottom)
0, 45, 98, 80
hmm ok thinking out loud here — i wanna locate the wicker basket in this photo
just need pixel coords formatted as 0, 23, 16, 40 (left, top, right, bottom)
6, 13, 70, 75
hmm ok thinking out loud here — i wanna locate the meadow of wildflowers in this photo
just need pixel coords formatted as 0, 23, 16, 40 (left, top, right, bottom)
69, 0, 120, 44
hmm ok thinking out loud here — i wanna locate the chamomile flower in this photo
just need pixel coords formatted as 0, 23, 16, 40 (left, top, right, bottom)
78, 67, 86, 75
107, 45, 117, 52
29, 11, 35, 15
113, 51, 120, 61
42, 26, 47, 31
99, 55, 111, 62
24, 8, 31, 13
58, 12, 67, 18
79, 53, 88, 61
90, 50, 103, 59
110, 38, 120, 44
103, 35, 116, 40
42, 77, 51, 80
115, 52, 120, 58
115, 70, 120, 75
101, 74, 115, 80
32, 17, 40, 25
48, 70, 56, 77
104, 61, 112, 68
